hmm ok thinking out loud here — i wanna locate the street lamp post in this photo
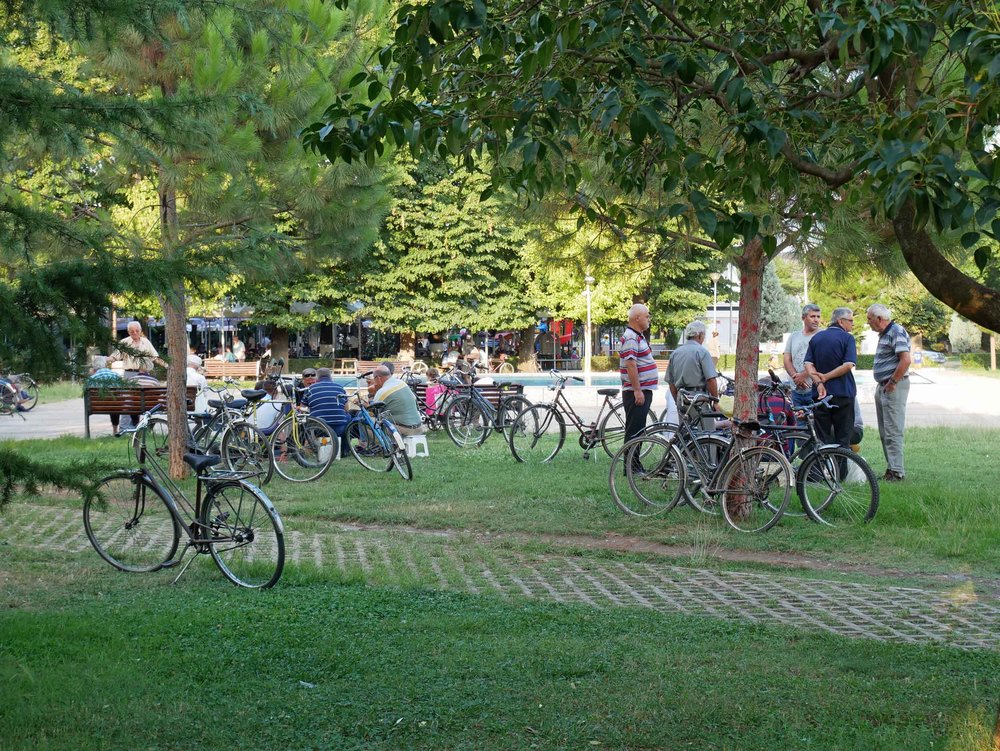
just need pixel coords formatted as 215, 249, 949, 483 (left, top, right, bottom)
709, 271, 721, 337
584, 275, 595, 387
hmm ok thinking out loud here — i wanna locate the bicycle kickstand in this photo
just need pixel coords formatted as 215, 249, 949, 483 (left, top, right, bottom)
162, 544, 198, 585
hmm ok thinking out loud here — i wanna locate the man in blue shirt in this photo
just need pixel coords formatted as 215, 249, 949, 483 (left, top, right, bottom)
803, 307, 857, 448
302, 367, 349, 440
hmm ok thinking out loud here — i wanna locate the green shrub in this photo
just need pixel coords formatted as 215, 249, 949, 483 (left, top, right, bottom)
856, 354, 875, 370
958, 352, 990, 369
589, 355, 620, 372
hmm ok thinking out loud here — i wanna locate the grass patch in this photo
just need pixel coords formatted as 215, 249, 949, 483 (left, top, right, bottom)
37, 380, 86, 404
0, 557, 997, 751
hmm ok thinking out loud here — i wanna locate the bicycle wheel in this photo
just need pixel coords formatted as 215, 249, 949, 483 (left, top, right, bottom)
383, 423, 413, 480
84, 471, 179, 573
345, 419, 393, 472
20, 382, 39, 411
201, 480, 284, 588
269, 415, 335, 482
497, 394, 532, 439
608, 436, 684, 517
498, 362, 515, 374
718, 445, 791, 533
221, 422, 273, 485
444, 396, 488, 447
678, 433, 730, 514
508, 404, 566, 463
598, 401, 627, 457
132, 415, 171, 460
796, 447, 879, 527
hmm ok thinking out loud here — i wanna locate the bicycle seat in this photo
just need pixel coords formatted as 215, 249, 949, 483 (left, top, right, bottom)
240, 389, 267, 402
598, 388, 619, 397
183, 453, 222, 474
207, 398, 248, 410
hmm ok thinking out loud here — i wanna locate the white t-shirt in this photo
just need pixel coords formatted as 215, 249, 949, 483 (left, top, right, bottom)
784, 329, 817, 393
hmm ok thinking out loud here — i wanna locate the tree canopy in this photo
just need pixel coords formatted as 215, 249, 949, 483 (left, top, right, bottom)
307, 0, 1000, 332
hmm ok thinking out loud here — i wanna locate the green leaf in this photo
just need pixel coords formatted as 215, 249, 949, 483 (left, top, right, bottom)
348, 71, 367, 88
765, 127, 787, 158
974, 246, 991, 273
961, 231, 980, 249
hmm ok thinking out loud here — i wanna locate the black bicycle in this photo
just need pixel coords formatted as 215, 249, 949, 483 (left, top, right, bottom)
507, 369, 626, 462
84, 406, 285, 588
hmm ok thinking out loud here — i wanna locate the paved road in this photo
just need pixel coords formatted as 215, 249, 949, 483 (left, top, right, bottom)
2, 368, 999, 442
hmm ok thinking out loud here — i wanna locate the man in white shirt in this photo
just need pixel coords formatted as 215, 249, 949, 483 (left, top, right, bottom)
107, 321, 164, 374
783, 303, 822, 408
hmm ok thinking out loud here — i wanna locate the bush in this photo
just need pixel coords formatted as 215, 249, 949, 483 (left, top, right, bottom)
589, 355, 620, 372
856, 354, 875, 370
958, 352, 990, 369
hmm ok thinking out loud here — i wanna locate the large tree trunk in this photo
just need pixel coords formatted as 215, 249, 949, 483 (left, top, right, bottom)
732, 238, 766, 421
158, 176, 188, 480
269, 327, 290, 366
397, 331, 415, 361
516, 325, 538, 371
893, 201, 1000, 333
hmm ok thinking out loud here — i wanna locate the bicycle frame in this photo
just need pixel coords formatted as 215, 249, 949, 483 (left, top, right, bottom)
540, 370, 620, 437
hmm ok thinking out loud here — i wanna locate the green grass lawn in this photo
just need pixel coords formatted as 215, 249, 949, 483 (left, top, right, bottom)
1, 551, 997, 751
2, 426, 999, 749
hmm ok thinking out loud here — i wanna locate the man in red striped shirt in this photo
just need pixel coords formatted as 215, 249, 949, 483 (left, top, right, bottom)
619, 303, 658, 446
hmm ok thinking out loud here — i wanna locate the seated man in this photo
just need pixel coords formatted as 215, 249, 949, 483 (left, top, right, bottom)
86, 356, 127, 434
301, 368, 349, 439
253, 379, 290, 431
369, 365, 425, 436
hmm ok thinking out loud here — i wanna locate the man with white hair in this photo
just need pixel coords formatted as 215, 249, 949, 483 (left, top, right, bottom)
618, 303, 658, 447
867, 303, 911, 482
107, 321, 164, 374
370, 364, 425, 436
666, 319, 719, 403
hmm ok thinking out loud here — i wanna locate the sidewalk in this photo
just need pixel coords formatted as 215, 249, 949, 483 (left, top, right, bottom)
2, 368, 999, 442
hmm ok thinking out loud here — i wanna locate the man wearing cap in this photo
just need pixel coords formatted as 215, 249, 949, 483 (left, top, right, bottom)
296, 367, 318, 406
867, 303, 911, 482
302, 367, 349, 440
370, 365, 425, 436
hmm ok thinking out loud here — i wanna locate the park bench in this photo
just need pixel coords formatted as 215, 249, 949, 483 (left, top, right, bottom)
83, 386, 197, 439
354, 360, 412, 376
331, 358, 357, 375
411, 381, 523, 413
202, 360, 261, 379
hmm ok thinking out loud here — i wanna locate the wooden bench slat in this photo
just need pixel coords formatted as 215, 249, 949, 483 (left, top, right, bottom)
84, 387, 197, 438
202, 361, 260, 379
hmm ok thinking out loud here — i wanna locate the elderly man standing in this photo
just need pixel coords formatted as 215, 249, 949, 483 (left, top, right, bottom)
618, 303, 658, 447
107, 321, 164, 375
666, 320, 719, 428
783, 303, 822, 409
803, 307, 857, 448
370, 365, 425, 436
867, 303, 911, 482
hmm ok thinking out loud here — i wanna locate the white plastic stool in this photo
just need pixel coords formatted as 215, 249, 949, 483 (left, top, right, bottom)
404, 434, 429, 458
317, 434, 341, 463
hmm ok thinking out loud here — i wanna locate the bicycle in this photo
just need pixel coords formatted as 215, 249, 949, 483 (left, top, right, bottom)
754, 372, 879, 527
342, 379, 413, 480
138, 381, 273, 484
507, 369, 626, 462
609, 415, 793, 533
83, 406, 285, 588
1, 372, 39, 411
442, 378, 531, 448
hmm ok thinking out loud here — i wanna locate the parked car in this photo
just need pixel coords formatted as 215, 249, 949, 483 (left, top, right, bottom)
923, 351, 947, 364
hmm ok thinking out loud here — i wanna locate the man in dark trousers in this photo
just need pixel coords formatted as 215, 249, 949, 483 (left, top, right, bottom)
803, 307, 857, 448
618, 303, 657, 451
